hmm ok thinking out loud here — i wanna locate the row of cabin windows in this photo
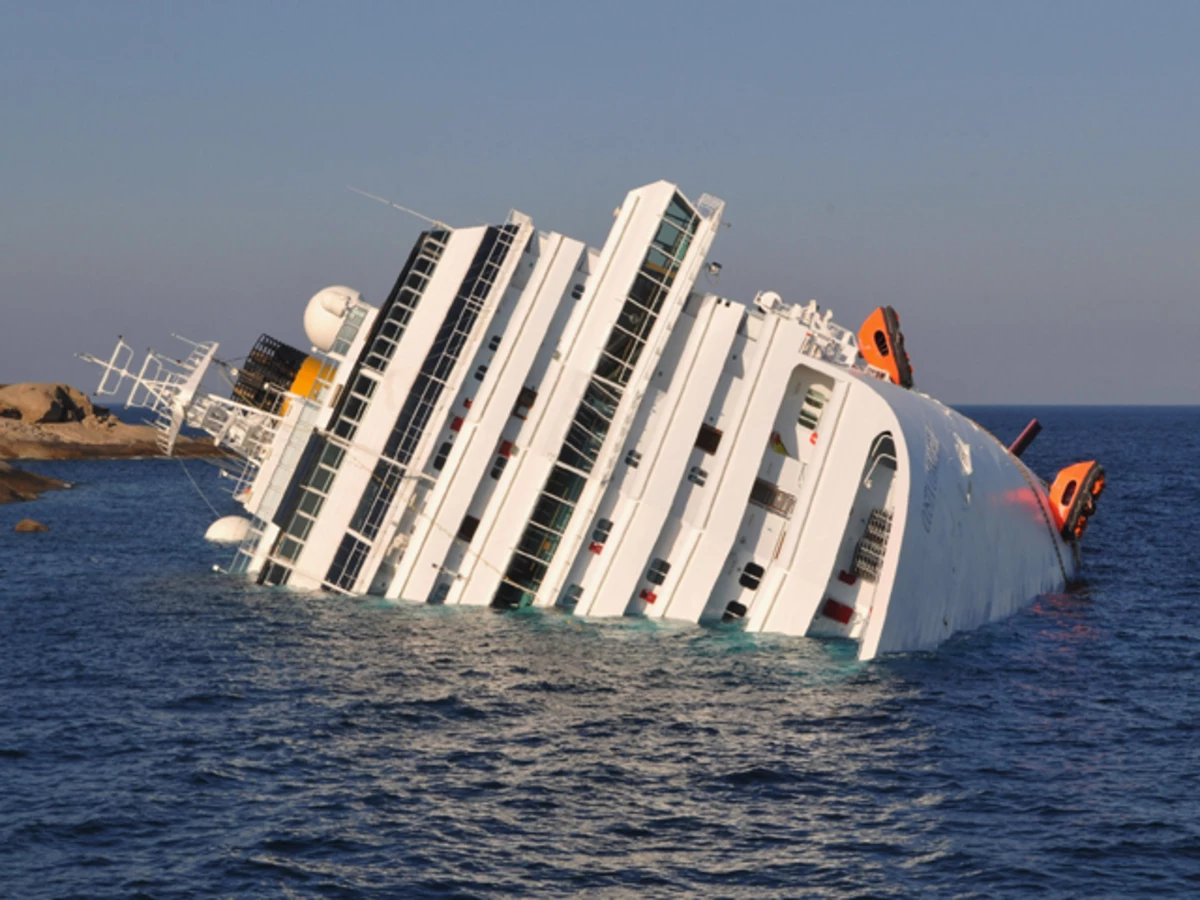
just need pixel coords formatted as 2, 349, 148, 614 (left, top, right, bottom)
268, 235, 451, 583
641, 556, 763, 597
625, 424, 722, 472
494, 196, 700, 605
429, 385, 537, 474
433, 439, 512, 480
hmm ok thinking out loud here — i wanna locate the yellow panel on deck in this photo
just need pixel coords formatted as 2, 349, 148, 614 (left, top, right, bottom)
282, 357, 338, 413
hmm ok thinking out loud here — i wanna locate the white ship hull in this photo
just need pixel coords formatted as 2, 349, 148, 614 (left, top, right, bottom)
81, 181, 1094, 660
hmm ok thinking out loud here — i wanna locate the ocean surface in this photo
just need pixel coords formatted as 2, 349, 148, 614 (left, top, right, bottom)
2, 406, 1197, 898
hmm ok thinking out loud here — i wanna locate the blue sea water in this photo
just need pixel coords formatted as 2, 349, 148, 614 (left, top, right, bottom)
1, 407, 1198, 898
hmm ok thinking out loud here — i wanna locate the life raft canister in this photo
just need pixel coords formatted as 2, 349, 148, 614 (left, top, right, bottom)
858, 306, 914, 388
1048, 461, 1105, 541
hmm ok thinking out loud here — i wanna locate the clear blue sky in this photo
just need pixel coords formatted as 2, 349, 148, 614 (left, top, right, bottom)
3, 1, 1197, 403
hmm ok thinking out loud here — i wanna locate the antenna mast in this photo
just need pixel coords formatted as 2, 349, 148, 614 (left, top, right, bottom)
347, 186, 452, 231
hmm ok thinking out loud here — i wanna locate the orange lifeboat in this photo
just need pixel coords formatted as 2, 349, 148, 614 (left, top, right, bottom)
858, 306, 914, 388
1048, 461, 1105, 541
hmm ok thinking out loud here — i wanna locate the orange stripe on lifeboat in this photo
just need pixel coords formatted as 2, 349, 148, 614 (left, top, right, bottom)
858, 306, 914, 388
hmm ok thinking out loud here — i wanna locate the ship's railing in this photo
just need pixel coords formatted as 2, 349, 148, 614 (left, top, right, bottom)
79, 334, 290, 460
696, 192, 726, 220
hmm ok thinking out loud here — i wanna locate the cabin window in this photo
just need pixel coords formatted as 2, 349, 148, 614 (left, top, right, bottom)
695, 423, 723, 455
474, 364, 488, 382
457, 515, 480, 543
560, 583, 584, 609
739, 562, 765, 590
488, 334, 501, 351
625, 449, 643, 468
688, 466, 708, 487
592, 518, 613, 544
513, 386, 538, 419
490, 455, 508, 480
646, 558, 671, 586
749, 478, 797, 518
798, 385, 828, 430
433, 440, 452, 472
571, 283, 585, 300
309, 465, 335, 494
278, 537, 301, 562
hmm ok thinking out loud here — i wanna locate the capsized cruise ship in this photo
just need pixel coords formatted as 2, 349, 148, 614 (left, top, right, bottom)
80, 181, 1104, 659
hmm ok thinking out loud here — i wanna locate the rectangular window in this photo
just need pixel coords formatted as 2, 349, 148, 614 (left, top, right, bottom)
617, 301, 655, 340
560, 583, 584, 609
695, 423, 723, 455
517, 524, 561, 562
544, 466, 586, 503
474, 364, 488, 381
513, 386, 537, 419
592, 518, 613, 544
286, 513, 314, 540
488, 334, 501, 351
595, 354, 633, 387
342, 396, 367, 423
433, 440, 452, 472
628, 273, 666, 313
277, 537, 301, 562
688, 466, 708, 487
532, 496, 574, 534
351, 373, 378, 400
457, 515, 480, 543
646, 558, 671, 586
625, 449, 642, 468
490, 455, 508, 479
570, 283, 585, 299
749, 478, 797, 518
309, 465, 336, 494
739, 562, 765, 590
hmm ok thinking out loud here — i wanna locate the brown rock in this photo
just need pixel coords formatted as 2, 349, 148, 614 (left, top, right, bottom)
0, 383, 97, 424
14, 518, 49, 533
0, 461, 69, 503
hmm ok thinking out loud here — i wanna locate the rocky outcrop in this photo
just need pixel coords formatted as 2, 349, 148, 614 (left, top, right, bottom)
14, 518, 50, 532
0, 383, 103, 424
0, 383, 227, 461
0, 461, 68, 505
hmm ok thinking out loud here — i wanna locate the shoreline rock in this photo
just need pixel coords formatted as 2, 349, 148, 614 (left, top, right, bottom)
0, 461, 69, 505
0, 383, 228, 461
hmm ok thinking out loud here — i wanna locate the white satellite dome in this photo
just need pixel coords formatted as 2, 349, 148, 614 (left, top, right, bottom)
304, 286, 362, 352
204, 515, 252, 544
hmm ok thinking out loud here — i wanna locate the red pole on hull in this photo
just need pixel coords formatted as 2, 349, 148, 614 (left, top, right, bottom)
1008, 418, 1042, 458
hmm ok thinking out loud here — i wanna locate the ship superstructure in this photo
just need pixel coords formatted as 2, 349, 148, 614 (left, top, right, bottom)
81, 181, 1104, 659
